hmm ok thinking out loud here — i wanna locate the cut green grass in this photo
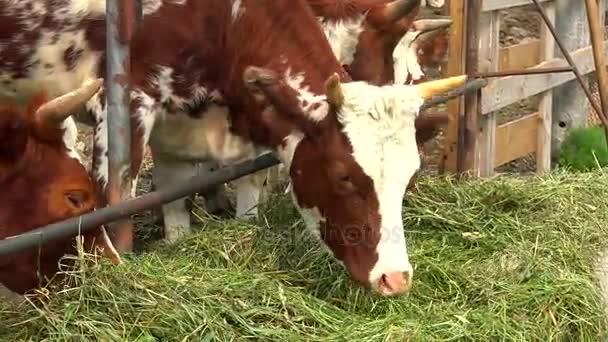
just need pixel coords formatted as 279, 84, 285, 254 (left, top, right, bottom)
2, 170, 608, 341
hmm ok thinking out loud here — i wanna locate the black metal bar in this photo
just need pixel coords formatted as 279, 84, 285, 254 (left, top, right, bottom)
0, 154, 281, 256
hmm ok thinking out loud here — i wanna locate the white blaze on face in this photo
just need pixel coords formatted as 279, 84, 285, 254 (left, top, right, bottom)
319, 15, 366, 66
336, 81, 425, 288
393, 31, 424, 85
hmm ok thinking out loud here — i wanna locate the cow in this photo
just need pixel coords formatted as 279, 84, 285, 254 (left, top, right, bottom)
0, 0, 466, 296
0, 79, 120, 304
205, 0, 453, 215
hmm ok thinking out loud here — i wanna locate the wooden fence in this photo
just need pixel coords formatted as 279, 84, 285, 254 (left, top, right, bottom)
440, 0, 607, 176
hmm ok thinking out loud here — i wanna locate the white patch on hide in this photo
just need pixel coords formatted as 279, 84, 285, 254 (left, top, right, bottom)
276, 130, 304, 170
393, 31, 424, 85
231, 0, 244, 21
422, 0, 445, 8
319, 15, 365, 66
149, 103, 256, 165
61, 116, 82, 162
0, 29, 102, 102
283, 68, 329, 122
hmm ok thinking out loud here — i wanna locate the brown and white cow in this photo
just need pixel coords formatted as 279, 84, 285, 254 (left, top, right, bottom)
0, 79, 120, 304
215, 0, 452, 216
0, 0, 465, 296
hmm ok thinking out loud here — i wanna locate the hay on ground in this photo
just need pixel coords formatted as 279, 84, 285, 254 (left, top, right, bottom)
2, 170, 608, 341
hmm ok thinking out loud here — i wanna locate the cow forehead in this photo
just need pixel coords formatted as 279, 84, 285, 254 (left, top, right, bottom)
336, 82, 424, 185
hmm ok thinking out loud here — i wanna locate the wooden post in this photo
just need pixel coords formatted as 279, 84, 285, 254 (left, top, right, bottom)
551, 0, 591, 155
462, 0, 481, 174
585, 0, 608, 138
477, 9, 499, 176
536, 2, 556, 174
441, 0, 466, 174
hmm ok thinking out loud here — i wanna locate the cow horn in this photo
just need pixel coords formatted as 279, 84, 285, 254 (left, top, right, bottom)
35, 78, 103, 126
413, 28, 443, 45
383, 0, 420, 22
414, 75, 467, 100
325, 73, 344, 108
412, 18, 452, 32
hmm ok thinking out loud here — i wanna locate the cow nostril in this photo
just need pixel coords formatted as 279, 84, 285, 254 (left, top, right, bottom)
379, 271, 411, 295
65, 190, 87, 209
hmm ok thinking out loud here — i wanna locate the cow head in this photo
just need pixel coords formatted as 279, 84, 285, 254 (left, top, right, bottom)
393, 17, 452, 85
0, 79, 120, 292
330, 0, 421, 85
244, 66, 465, 296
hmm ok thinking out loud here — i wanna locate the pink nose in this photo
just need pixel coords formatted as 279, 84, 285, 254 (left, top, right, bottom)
378, 271, 411, 296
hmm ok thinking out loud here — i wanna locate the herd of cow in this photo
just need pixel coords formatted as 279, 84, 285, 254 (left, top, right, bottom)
0, 0, 468, 305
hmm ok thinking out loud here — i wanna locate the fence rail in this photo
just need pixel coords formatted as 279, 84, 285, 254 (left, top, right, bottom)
442, 0, 607, 176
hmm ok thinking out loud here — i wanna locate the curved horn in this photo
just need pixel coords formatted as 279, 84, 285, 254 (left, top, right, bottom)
35, 78, 103, 126
413, 27, 443, 45
414, 75, 467, 100
383, 0, 421, 22
412, 18, 452, 32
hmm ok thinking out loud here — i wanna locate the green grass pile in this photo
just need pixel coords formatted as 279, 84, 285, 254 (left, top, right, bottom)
2, 170, 608, 340
557, 126, 608, 172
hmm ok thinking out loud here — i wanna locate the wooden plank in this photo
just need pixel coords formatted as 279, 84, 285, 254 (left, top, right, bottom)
462, 0, 481, 173
498, 40, 541, 70
536, 2, 555, 174
477, 11, 500, 176
440, 0, 465, 174
494, 113, 539, 167
482, 0, 552, 12
481, 40, 608, 114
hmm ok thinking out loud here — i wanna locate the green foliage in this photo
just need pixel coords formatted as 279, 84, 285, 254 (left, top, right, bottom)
3, 171, 608, 341
557, 126, 608, 171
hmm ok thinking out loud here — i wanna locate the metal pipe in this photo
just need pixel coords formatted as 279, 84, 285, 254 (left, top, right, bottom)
474, 66, 573, 78
0, 84, 483, 256
105, 0, 139, 252
530, 0, 608, 133
0, 153, 281, 256
584, 0, 608, 137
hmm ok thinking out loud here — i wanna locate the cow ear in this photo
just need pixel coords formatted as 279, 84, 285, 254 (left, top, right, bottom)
415, 111, 449, 145
243, 66, 323, 137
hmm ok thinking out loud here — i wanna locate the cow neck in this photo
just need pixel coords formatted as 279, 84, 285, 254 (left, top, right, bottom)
218, 0, 352, 165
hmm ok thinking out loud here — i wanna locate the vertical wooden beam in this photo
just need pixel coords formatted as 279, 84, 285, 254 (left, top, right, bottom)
586, 0, 608, 138
462, 0, 481, 174
477, 10, 500, 176
440, 0, 466, 174
537, 2, 556, 174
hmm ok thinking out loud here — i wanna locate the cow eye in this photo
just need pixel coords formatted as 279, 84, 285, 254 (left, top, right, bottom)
339, 175, 351, 183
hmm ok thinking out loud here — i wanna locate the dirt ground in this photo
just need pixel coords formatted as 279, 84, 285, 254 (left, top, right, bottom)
72, 4, 608, 236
